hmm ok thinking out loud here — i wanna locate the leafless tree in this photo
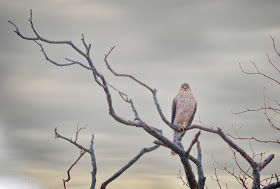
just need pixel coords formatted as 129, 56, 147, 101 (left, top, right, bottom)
206, 35, 280, 189
9, 10, 279, 189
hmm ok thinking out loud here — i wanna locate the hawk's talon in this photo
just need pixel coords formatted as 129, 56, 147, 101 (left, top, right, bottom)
179, 124, 187, 132
171, 151, 176, 156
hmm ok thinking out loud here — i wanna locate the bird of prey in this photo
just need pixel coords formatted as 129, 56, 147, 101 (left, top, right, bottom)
171, 83, 197, 156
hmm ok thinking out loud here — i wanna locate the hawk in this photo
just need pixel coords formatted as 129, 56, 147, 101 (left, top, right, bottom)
171, 83, 197, 156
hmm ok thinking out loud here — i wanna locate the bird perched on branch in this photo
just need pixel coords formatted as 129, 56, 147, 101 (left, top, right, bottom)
171, 83, 197, 156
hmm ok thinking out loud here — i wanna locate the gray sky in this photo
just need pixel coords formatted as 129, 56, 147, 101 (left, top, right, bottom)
1, 0, 280, 188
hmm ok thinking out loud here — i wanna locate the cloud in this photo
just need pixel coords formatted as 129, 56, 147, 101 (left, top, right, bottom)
0, 176, 45, 189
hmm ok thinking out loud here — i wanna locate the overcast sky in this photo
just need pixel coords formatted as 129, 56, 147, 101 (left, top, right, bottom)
1, 0, 280, 188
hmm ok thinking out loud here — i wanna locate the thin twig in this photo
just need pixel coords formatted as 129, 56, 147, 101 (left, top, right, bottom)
63, 150, 86, 189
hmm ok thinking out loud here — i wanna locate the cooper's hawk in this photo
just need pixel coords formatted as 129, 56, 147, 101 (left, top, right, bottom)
171, 83, 197, 156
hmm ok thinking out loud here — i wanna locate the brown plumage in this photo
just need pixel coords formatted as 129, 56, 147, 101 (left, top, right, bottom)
171, 83, 197, 156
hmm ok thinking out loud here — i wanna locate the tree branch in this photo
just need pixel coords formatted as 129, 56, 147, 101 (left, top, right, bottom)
263, 181, 280, 189
107, 83, 141, 121
153, 140, 198, 165
186, 130, 201, 157
75, 123, 88, 143
63, 151, 86, 189
211, 163, 223, 189
100, 144, 159, 189
54, 128, 91, 153
270, 35, 280, 57
104, 47, 180, 131
258, 154, 274, 172
239, 62, 280, 85
197, 141, 206, 189
181, 157, 198, 189
90, 134, 97, 189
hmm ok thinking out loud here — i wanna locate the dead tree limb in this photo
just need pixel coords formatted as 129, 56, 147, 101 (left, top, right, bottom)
197, 141, 206, 189
100, 144, 159, 189
54, 128, 91, 154
90, 134, 97, 189
63, 150, 86, 189
54, 127, 97, 189
263, 181, 280, 189
104, 47, 180, 131
186, 130, 201, 157
153, 140, 198, 165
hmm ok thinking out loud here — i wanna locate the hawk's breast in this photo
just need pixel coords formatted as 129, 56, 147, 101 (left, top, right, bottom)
174, 91, 196, 125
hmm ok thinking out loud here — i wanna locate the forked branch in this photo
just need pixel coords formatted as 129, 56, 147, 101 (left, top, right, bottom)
54, 127, 97, 189
239, 61, 280, 85
104, 47, 180, 131
186, 130, 201, 157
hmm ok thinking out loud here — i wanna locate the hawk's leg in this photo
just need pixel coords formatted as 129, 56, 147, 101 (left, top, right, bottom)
179, 123, 187, 132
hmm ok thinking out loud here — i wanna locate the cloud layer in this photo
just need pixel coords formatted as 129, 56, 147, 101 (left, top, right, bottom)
1, 0, 280, 188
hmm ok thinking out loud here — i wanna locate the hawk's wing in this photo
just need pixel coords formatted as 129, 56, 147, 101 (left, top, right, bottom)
188, 102, 197, 126
171, 97, 177, 124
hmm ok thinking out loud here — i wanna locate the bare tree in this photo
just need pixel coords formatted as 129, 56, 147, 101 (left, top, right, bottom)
206, 35, 280, 189
9, 10, 279, 189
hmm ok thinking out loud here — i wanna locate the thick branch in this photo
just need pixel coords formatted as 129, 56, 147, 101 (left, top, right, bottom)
142, 124, 184, 156
90, 134, 97, 189
181, 132, 201, 189
100, 144, 159, 189
181, 157, 198, 189
197, 141, 206, 189
258, 154, 274, 172
153, 140, 198, 164
263, 181, 280, 189
217, 127, 255, 166
252, 163, 261, 189
187, 125, 255, 166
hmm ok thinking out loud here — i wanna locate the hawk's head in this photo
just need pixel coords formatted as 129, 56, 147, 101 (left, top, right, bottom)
180, 83, 190, 92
